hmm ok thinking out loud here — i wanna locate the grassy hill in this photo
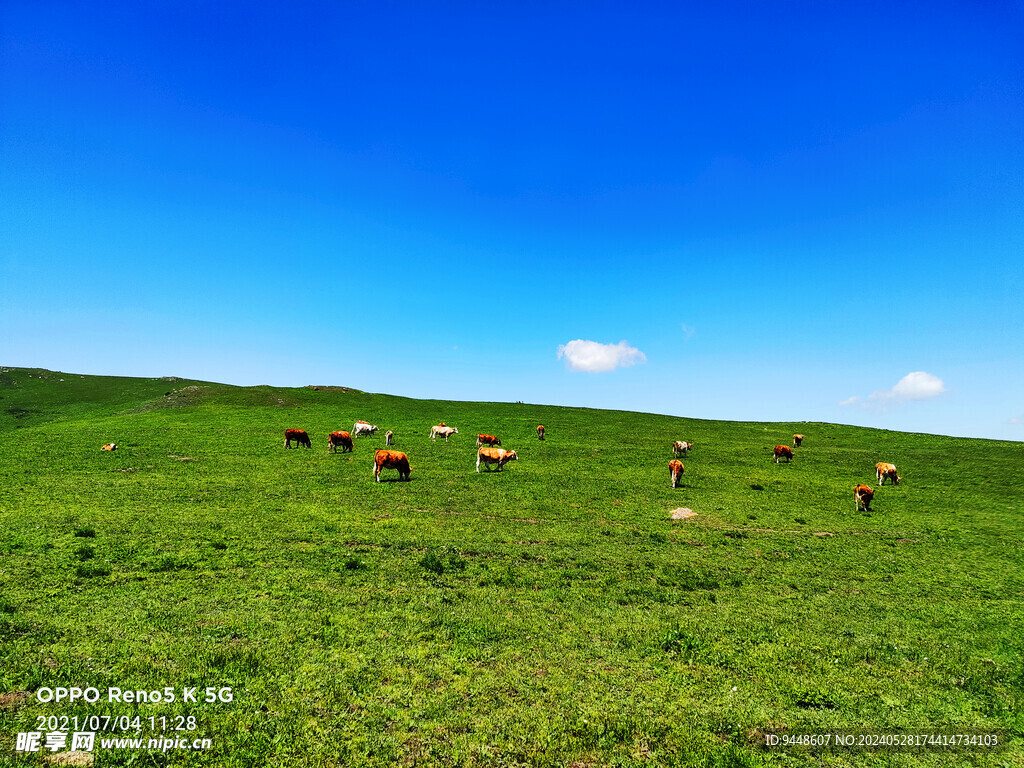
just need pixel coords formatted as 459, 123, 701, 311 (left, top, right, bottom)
0, 367, 1021, 767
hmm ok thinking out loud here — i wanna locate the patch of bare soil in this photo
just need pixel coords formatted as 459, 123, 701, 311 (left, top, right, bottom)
670, 507, 697, 520
46, 751, 94, 766
0, 690, 31, 710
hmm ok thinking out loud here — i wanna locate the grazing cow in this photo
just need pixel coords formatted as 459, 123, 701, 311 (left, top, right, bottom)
284, 429, 312, 448
669, 459, 684, 488
372, 450, 411, 481
672, 441, 693, 456
476, 434, 501, 447
327, 431, 353, 453
385, 430, 394, 446
352, 421, 379, 437
793, 434, 804, 447
430, 425, 458, 442
773, 445, 794, 463
855, 484, 874, 511
537, 424, 545, 440
876, 462, 901, 486
100, 443, 117, 451
373, 450, 411, 482
476, 446, 518, 472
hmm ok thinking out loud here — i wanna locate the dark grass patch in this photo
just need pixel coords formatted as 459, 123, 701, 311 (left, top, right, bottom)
794, 687, 839, 709
419, 547, 467, 576
75, 563, 111, 579
344, 555, 368, 570
147, 554, 187, 572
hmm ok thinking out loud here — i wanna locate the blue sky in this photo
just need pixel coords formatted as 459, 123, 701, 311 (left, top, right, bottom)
2, 1, 1022, 440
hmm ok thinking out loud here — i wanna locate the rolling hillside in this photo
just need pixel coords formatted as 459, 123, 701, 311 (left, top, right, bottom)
1, 367, 1021, 767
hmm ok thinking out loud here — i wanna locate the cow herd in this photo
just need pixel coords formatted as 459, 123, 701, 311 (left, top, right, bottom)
273, 422, 547, 482
100, 423, 902, 511
666, 433, 903, 513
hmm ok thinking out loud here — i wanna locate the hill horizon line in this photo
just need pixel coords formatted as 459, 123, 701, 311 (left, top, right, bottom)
3, 364, 1016, 445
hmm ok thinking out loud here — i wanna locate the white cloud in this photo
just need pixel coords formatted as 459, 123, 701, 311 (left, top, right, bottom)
870, 371, 946, 402
1010, 416, 1023, 425
557, 339, 646, 373
681, 324, 696, 341
841, 371, 947, 410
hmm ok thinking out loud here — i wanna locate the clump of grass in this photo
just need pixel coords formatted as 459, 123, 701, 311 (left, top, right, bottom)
211, 541, 228, 550
420, 550, 445, 575
419, 547, 466, 576
794, 687, 838, 709
661, 625, 704, 660
73, 527, 96, 538
344, 555, 367, 570
663, 567, 719, 591
149, 554, 184, 572
75, 563, 111, 579
74, 544, 96, 560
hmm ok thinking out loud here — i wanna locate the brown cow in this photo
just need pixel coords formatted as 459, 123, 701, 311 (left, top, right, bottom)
855, 484, 874, 511
476, 446, 518, 472
476, 434, 501, 447
773, 445, 794, 463
100, 443, 117, 451
537, 424, 545, 440
875, 462, 901, 486
669, 459, 684, 488
373, 450, 411, 482
793, 434, 804, 447
284, 429, 312, 448
328, 431, 353, 453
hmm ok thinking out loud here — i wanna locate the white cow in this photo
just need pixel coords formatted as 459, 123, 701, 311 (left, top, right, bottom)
352, 421, 379, 437
430, 425, 459, 442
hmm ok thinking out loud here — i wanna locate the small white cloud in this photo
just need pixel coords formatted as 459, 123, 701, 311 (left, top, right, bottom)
681, 324, 696, 341
1010, 416, 1023, 425
557, 339, 646, 373
841, 371, 946, 410
870, 371, 946, 402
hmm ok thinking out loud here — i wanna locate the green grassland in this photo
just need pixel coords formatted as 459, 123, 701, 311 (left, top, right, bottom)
0, 367, 1021, 767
